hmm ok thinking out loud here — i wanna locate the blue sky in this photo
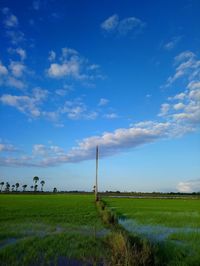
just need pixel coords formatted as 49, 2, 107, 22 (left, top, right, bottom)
0, 0, 200, 192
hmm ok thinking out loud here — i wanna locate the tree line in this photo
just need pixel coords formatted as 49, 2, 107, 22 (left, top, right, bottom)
0, 176, 45, 192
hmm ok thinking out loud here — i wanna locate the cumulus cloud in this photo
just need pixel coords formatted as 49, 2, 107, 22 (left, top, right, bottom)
33, 144, 64, 156
0, 142, 18, 152
48, 50, 56, 61
9, 61, 26, 77
98, 98, 109, 106
61, 99, 98, 120
101, 14, 145, 36
177, 179, 200, 193
8, 47, 26, 61
158, 103, 170, 116
173, 103, 185, 110
2, 7, 25, 45
161, 87, 200, 126
6, 30, 25, 45
3, 10, 18, 28
0, 61, 8, 76
0, 55, 27, 89
47, 47, 101, 80
101, 14, 119, 31
0, 88, 48, 118
47, 61, 79, 78
104, 113, 119, 119
0, 91, 99, 122
6, 76, 26, 89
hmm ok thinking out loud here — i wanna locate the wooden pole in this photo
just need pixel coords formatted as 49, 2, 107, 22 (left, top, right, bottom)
95, 145, 99, 201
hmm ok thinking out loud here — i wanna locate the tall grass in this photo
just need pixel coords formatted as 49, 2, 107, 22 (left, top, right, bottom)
96, 199, 154, 265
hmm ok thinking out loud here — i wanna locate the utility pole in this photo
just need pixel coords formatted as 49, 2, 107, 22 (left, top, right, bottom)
95, 145, 99, 201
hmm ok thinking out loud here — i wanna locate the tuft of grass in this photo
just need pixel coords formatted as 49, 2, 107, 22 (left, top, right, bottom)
96, 200, 117, 226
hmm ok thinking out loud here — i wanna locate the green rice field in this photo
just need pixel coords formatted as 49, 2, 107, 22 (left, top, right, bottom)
0, 194, 108, 266
104, 197, 200, 265
1, 194, 200, 265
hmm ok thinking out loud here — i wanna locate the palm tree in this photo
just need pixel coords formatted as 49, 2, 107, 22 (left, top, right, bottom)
34, 184, 38, 192
11, 185, 15, 192
5, 182, 10, 192
30, 185, 34, 191
0, 182, 4, 192
22, 184, 27, 192
40, 180, 45, 192
33, 176, 39, 192
15, 183, 20, 192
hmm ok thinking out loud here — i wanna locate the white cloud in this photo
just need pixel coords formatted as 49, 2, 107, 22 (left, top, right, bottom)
0, 57, 27, 89
0, 88, 48, 118
104, 113, 118, 119
168, 92, 186, 101
187, 81, 200, 90
146, 94, 151, 98
88, 64, 100, 70
47, 48, 101, 81
2, 8, 25, 44
9, 61, 26, 77
177, 179, 200, 193
164, 36, 181, 51
61, 100, 98, 120
55, 85, 73, 96
101, 14, 119, 31
0, 142, 18, 152
47, 62, 79, 78
101, 14, 145, 36
61, 47, 78, 59
173, 103, 185, 110
33, 144, 64, 156
158, 103, 170, 116
42, 111, 59, 122
160, 51, 200, 127
10, 48, 27, 61
98, 98, 109, 106
118, 17, 145, 35
0, 94, 40, 117
0, 61, 8, 75
164, 50, 200, 88
55, 89, 67, 96
48, 50, 56, 62
6, 76, 26, 89
4, 14, 18, 28
174, 51, 195, 64
6, 30, 25, 44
